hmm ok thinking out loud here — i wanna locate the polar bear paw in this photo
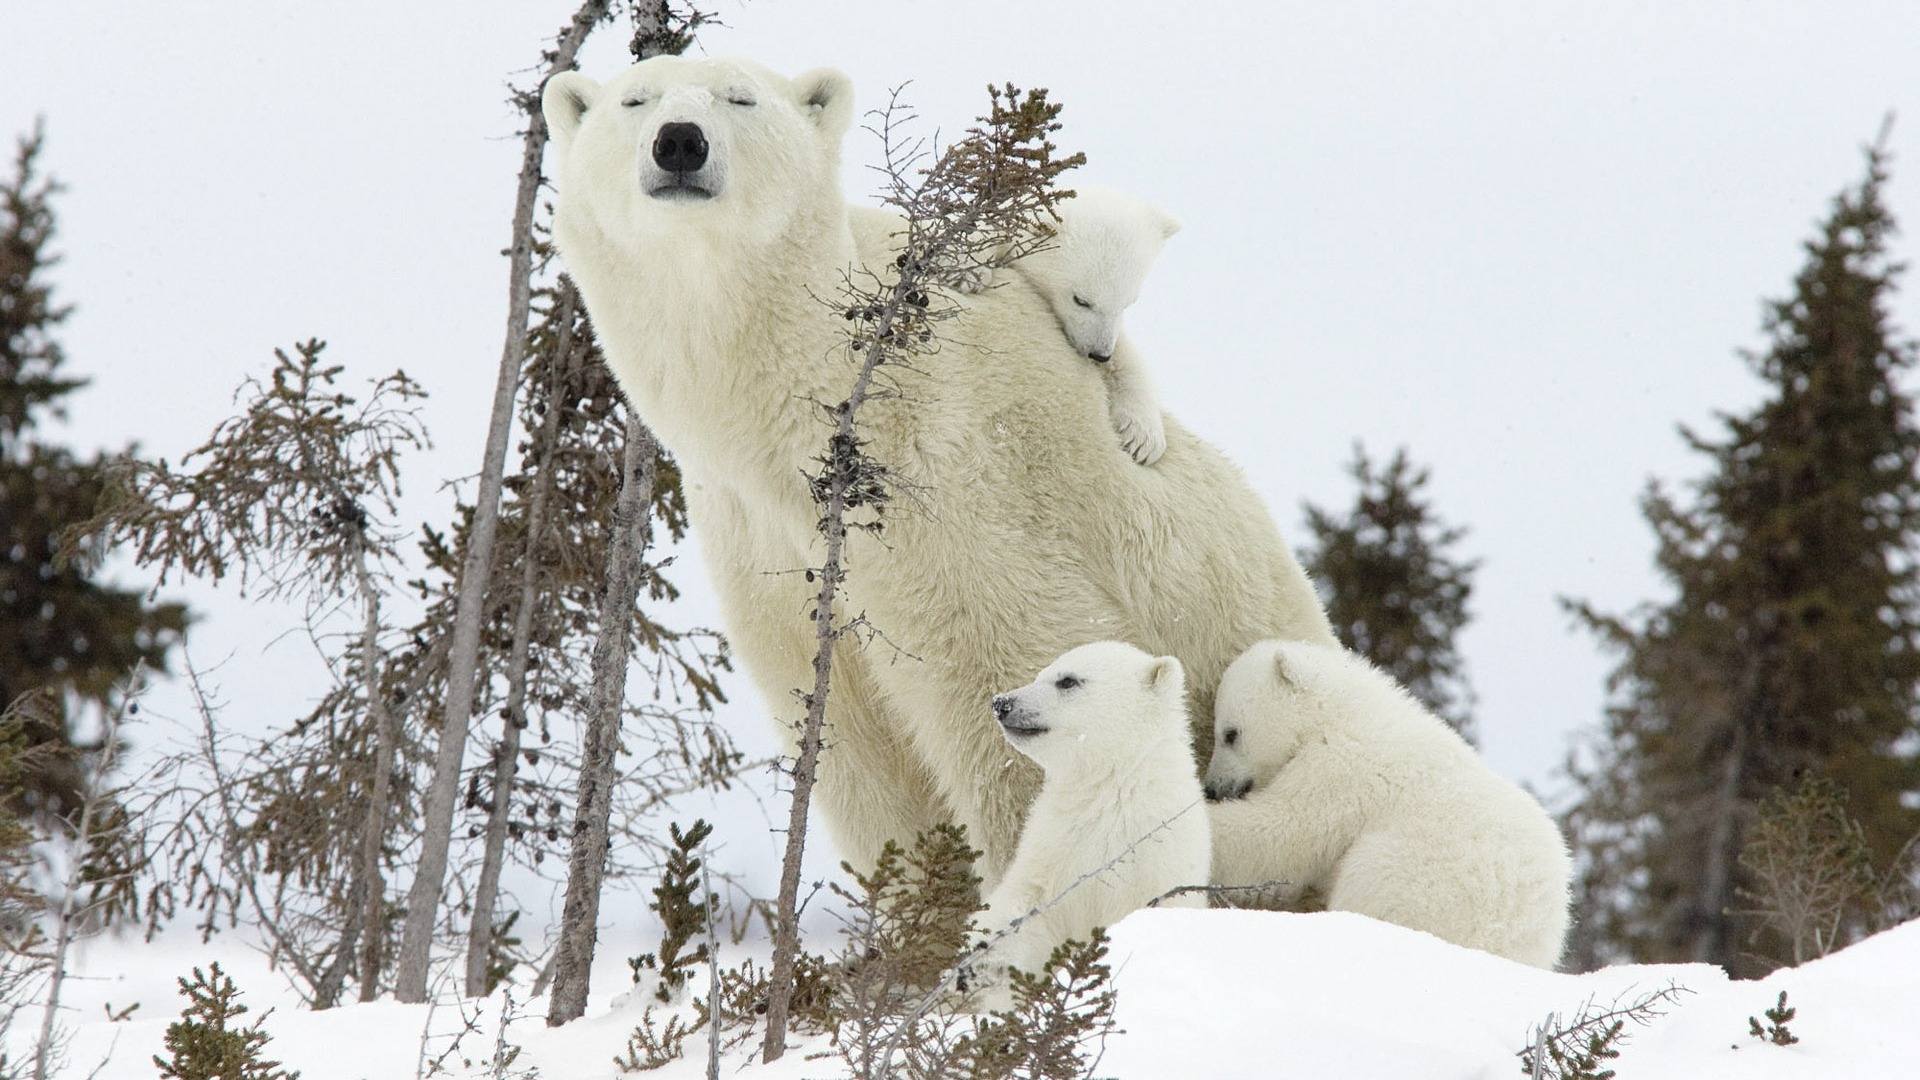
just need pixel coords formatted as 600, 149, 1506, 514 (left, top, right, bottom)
1112, 403, 1168, 466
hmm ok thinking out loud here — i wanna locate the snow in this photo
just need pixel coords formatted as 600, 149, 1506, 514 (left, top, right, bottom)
26, 910, 1918, 1078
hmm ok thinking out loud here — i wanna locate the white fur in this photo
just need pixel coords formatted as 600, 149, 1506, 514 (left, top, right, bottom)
976, 642, 1209, 989
543, 57, 1335, 885
963, 187, 1179, 465
1205, 640, 1572, 968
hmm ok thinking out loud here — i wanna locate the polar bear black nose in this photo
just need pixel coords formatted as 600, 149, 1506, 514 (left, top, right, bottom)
991, 695, 1013, 722
653, 122, 709, 173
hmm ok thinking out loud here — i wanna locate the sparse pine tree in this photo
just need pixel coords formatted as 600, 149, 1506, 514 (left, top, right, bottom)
541, 0, 737, 1024
1747, 990, 1799, 1046
627, 819, 715, 1003
1516, 984, 1687, 1080
153, 963, 298, 1080
1299, 444, 1479, 740
1562, 132, 1920, 974
73, 341, 430, 1005
1738, 776, 1879, 966
1, 123, 186, 830
958, 933, 1118, 1080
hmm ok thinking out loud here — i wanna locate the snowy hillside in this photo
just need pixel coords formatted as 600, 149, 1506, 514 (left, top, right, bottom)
33, 909, 1916, 1079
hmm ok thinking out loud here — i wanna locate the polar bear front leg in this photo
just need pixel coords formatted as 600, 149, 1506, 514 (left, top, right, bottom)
806, 640, 951, 876
1206, 796, 1324, 909
688, 485, 948, 875
1101, 336, 1167, 466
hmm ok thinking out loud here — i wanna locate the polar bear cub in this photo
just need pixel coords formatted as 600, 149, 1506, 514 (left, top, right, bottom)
1205, 640, 1572, 968
975, 641, 1210, 986
965, 187, 1179, 466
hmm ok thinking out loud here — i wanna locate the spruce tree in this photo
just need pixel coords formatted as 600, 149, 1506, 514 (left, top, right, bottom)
1299, 444, 1480, 739
153, 963, 299, 1080
0, 122, 185, 828
1563, 134, 1920, 973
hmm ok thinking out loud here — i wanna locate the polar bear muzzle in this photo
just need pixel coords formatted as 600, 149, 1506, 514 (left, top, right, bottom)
647, 121, 719, 200
990, 694, 1048, 738
1203, 776, 1254, 803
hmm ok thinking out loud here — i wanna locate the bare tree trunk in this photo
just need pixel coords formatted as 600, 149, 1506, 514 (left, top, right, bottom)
354, 545, 397, 1002
464, 287, 580, 997
546, 412, 659, 1026
393, 0, 611, 1004
1695, 722, 1750, 965
309, 541, 393, 1009
32, 693, 126, 1080
762, 318, 897, 1063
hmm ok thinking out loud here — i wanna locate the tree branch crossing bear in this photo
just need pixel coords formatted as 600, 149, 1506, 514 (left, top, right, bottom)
542, 56, 1335, 885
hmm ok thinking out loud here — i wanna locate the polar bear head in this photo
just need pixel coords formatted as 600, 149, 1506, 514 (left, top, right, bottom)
542, 55, 855, 259
1203, 639, 1324, 802
1016, 187, 1180, 362
989, 641, 1187, 776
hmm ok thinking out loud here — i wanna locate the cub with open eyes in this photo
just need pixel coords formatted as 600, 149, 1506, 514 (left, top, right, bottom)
971, 641, 1210, 998
1206, 639, 1572, 968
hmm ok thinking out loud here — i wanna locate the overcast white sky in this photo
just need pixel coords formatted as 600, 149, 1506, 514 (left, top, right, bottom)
6, 2, 1919, 899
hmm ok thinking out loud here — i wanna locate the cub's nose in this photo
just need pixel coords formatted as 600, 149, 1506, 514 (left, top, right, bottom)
991, 695, 1014, 723
653, 122, 709, 172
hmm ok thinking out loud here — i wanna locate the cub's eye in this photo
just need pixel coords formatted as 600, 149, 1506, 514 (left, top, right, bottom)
726, 94, 758, 107
1222, 729, 1240, 747
621, 95, 651, 108
1071, 295, 1092, 309
1054, 675, 1081, 691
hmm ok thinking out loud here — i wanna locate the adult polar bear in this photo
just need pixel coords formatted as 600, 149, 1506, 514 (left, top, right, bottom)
542, 55, 1335, 882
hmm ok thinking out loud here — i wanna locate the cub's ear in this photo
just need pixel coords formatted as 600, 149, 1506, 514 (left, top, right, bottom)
1155, 207, 1183, 241
543, 71, 599, 158
791, 67, 854, 141
1271, 649, 1296, 688
1145, 655, 1185, 695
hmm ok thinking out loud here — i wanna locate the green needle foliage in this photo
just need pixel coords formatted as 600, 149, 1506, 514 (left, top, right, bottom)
1737, 776, 1879, 966
1300, 443, 1480, 740
1518, 984, 1688, 1080
2, 122, 185, 832
154, 962, 299, 1080
627, 818, 715, 1004
1562, 132, 1920, 974
957, 934, 1118, 1080
1748, 990, 1800, 1046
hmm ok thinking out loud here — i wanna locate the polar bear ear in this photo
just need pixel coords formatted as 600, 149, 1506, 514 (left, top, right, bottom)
1271, 650, 1297, 688
792, 67, 855, 141
1144, 655, 1184, 696
1153, 207, 1182, 241
543, 71, 599, 158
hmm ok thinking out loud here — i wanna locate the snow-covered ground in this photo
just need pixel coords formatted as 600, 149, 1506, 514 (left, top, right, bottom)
25, 909, 1915, 1078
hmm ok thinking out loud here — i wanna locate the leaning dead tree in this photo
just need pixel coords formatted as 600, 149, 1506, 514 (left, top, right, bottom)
760, 84, 1083, 1063
393, 0, 614, 1004
545, 0, 718, 1025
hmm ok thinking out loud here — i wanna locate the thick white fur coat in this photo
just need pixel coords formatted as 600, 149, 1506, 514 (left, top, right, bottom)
543, 56, 1333, 883
1206, 640, 1572, 967
978, 643, 1209, 982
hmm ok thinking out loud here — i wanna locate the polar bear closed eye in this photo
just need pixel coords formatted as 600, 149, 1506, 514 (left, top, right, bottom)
959, 186, 1179, 466
1205, 639, 1572, 968
968, 641, 1209, 1004
541, 55, 1337, 890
